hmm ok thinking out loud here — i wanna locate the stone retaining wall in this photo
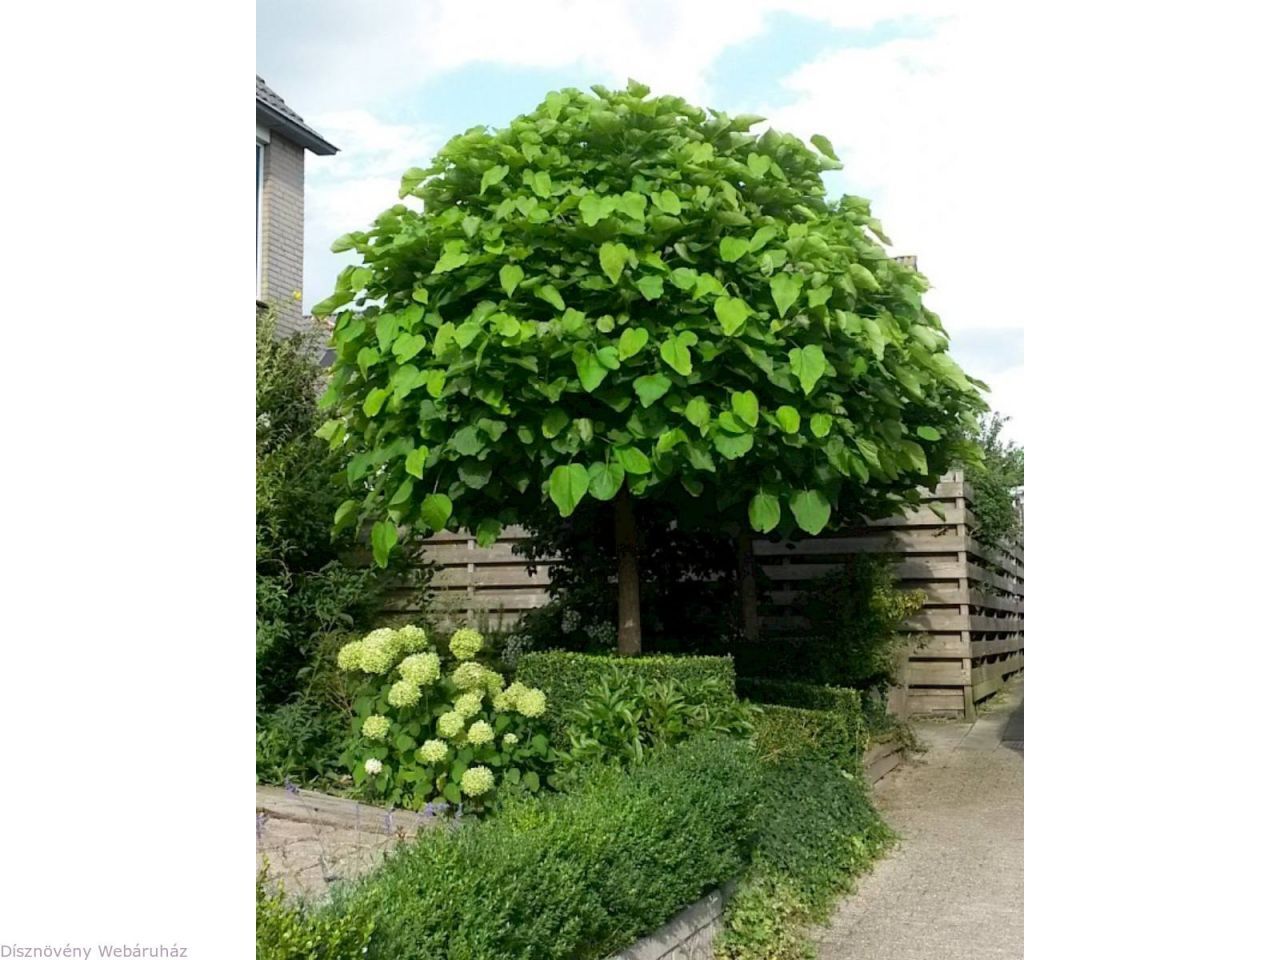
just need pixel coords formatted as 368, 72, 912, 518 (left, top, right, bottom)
609, 888, 728, 960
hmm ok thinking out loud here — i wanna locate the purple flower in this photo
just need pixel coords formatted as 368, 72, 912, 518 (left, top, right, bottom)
284, 777, 299, 796
384, 810, 394, 835
256, 812, 267, 839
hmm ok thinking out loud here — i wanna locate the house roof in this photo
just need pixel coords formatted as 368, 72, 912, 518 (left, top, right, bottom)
256, 76, 338, 156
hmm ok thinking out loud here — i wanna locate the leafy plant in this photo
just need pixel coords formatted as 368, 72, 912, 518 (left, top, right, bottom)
716, 758, 893, 960
256, 310, 422, 710
966, 411, 1024, 546
256, 861, 374, 960
560, 665, 757, 768
337, 625, 552, 813
313, 83, 987, 653
515, 650, 737, 744
332, 735, 763, 960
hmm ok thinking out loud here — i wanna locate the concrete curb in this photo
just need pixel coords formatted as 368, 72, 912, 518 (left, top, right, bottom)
609, 887, 729, 960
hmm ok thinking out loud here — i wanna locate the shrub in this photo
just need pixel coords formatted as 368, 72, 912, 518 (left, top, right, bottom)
337, 625, 552, 812
750, 704, 859, 772
256, 698, 348, 787
967, 411, 1024, 547
561, 664, 757, 768
256, 862, 374, 960
256, 310, 423, 711
333, 735, 762, 960
516, 651, 736, 743
736, 554, 923, 691
716, 757, 894, 960
737, 678, 869, 754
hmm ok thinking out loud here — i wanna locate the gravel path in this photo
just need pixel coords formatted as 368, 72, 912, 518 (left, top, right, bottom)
816, 679, 1024, 960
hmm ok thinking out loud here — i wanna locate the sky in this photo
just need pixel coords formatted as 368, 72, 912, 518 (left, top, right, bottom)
258, 0, 1025, 442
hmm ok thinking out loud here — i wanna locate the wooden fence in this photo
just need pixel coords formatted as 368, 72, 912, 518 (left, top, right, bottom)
402, 470, 1022, 719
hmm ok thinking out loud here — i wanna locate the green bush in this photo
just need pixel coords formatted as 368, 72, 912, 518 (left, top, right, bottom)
737, 678, 869, 754
716, 758, 894, 960
333, 735, 762, 960
516, 651, 736, 742
561, 664, 757, 768
750, 704, 859, 772
256, 862, 374, 960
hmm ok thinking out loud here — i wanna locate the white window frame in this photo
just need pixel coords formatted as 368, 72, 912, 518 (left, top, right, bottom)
256, 128, 270, 300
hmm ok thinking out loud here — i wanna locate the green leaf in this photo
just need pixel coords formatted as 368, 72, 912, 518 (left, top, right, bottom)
596, 346, 620, 370
807, 285, 832, 308
522, 770, 541, 792
848, 262, 881, 291
713, 297, 750, 336
653, 189, 682, 215
479, 164, 509, 194
789, 490, 831, 535
810, 134, 839, 161
634, 374, 672, 408
425, 370, 446, 398
452, 426, 484, 456
376, 313, 401, 352
536, 284, 565, 311
599, 242, 630, 285
371, 520, 398, 567
422, 494, 453, 531
718, 236, 750, 263
405, 447, 428, 479
731, 390, 759, 427
314, 419, 342, 442
334, 499, 358, 531
458, 460, 491, 489
579, 193, 614, 226
617, 191, 648, 221
854, 437, 881, 469
776, 406, 800, 434
748, 493, 781, 533
749, 225, 778, 251
617, 327, 649, 360
362, 388, 389, 417
810, 414, 833, 438
399, 167, 427, 198
572, 345, 608, 392
770, 274, 801, 317
432, 246, 470, 274
392, 333, 427, 363
541, 408, 570, 438
475, 518, 503, 548
587, 461, 625, 500
902, 439, 930, 475
656, 428, 689, 453
635, 275, 664, 301
685, 396, 711, 429
443, 782, 462, 804
659, 336, 694, 376
499, 264, 524, 297
549, 464, 590, 517
694, 273, 726, 299
746, 153, 771, 178
531, 170, 552, 198
788, 345, 827, 395
712, 431, 754, 460
616, 447, 651, 475
916, 425, 942, 441
670, 267, 698, 291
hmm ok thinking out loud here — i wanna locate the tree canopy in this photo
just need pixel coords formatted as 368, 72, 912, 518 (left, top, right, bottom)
313, 81, 987, 649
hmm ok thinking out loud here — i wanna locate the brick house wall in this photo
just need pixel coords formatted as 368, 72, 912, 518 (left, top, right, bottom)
259, 135, 306, 336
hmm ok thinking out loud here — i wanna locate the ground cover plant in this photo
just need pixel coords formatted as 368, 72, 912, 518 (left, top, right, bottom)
312, 82, 986, 653
337, 624, 552, 812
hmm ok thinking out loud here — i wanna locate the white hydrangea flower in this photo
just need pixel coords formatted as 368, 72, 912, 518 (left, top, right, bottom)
399, 652, 441, 686
362, 715, 391, 740
459, 765, 495, 797
515, 687, 547, 718
364, 758, 383, 776
502, 733, 518, 747
388, 679, 422, 709
454, 692, 483, 719
437, 711, 465, 738
417, 739, 448, 764
467, 720, 495, 746
449, 628, 484, 661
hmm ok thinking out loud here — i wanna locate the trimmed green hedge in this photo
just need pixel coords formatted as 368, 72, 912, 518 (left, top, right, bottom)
751, 704, 860, 772
328, 735, 761, 960
737, 678, 870, 754
718, 756, 894, 959
517, 651, 736, 742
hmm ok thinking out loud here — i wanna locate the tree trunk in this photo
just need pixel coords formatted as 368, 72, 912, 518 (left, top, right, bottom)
737, 531, 761, 643
615, 487, 642, 656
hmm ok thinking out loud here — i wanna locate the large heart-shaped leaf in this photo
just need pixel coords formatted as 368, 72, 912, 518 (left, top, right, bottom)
617, 327, 649, 360
770, 275, 801, 317
685, 396, 711, 429
789, 489, 831, 535
588, 461, 625, 500
788, 345, 827, 395
731, 390, 759, 428
776, 405, 800, 434
580, 193, 615, 226
371, 520, 398, 568
572, 345, 608, 392
421, 494, 453, 530
719, 236, 750, 263
499, 264, 524, 297
616, 446, 651, 475
659, 336, 694, 376
405, 447, 428, 478
599, 242, 630, 285
714, 297, 750, 336
748, 492, 781, 533
549, 463, 590, 517
634, 373, 672, 408
392, 333, 427, 363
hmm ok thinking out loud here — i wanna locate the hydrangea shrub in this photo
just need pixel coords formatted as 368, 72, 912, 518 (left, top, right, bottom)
338, 625, 551, 811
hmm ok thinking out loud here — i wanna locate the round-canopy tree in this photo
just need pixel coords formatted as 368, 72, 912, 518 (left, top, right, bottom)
314, 81, 987, 654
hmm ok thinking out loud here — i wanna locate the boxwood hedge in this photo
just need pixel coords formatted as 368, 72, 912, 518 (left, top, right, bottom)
326, 734, 761, 960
